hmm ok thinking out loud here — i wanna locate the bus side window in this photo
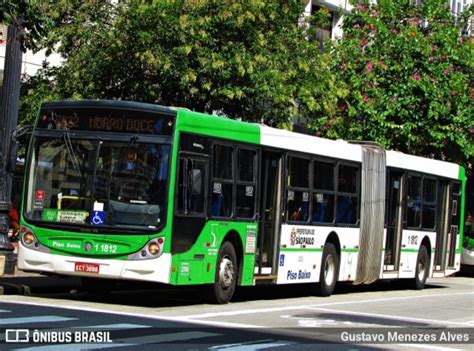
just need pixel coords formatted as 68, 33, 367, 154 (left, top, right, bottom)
286, 156, 310, 222
235, 148, 256, 219
211, 144, 234, 218
312, 160, 335, 223
335, 164, 359, 225
177, 157, 207, 215
407, 175, 421, 228
422, 177, 437, 229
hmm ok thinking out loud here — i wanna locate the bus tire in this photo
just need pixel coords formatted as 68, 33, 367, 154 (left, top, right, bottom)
311, 243, 339, 297
412, 245, 429, 290
209, 241, 237, 304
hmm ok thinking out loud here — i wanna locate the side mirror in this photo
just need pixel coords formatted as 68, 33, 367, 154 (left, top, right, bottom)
7, 125, 32, 173
8, 140, 19, 173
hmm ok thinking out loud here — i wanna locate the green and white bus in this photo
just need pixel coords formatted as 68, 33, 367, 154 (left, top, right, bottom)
18, 100, 466, 303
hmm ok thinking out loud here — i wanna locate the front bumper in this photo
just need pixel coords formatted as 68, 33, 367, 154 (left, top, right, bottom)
18, 242, 171, 283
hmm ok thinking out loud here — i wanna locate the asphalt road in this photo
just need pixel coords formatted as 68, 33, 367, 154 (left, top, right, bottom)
0, 271, 472, 350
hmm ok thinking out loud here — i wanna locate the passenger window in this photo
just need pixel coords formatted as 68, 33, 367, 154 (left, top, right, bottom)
286, 156, 310, 222
314, 161, 335, 191
335, 164, 359, 225
235, 148, 256, 219
287, 190, 310, 222
336, 195, 358, 224
407, 176, 422, 228
288, 157, 309, 188
422, 178, 437, 229
235, 185, 255, 218
423, 178, 436, 202
211, 144, 234, 218
211, 182, 232, 217
177, 158, 207, 215
312, 193, 334, 223
237, 149, 255, 182
213, 145, 233, 180
338, 165, 357, 194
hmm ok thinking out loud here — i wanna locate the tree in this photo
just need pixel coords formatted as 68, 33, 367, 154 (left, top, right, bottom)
20, 0, 336, 127
0, 1, 111, 250
320, 0, 473, 169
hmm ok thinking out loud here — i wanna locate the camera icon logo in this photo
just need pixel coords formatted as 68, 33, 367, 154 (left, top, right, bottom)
5, 329, 30, 343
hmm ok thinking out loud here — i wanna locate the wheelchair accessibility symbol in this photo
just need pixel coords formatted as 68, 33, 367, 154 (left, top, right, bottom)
91, 211, 105, 225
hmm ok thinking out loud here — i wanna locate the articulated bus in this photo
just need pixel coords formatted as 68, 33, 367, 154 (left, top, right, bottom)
18, 100, 465, 303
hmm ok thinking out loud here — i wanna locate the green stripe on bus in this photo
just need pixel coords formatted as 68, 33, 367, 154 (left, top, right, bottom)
280, 248, 323, 252
176, 109, 261, 145
280, 248, 359, 253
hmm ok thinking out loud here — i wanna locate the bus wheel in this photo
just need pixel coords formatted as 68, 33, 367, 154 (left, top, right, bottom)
209, 241, 237, 304
311, 243, 339, 297
412, 245, 429, 290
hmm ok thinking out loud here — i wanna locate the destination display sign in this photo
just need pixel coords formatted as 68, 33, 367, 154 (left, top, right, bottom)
37, 107, 175, 136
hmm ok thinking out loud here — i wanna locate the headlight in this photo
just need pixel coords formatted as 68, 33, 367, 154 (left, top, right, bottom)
148, 242, 160, 255
21, 227, 36, 246
19, 226, 50, 253
128, 237, 165, 260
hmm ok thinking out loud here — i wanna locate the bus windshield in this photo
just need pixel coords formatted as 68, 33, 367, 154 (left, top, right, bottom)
25, 135, 170, 230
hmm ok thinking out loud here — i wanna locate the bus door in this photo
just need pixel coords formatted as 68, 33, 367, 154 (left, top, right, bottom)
434, 181, 451, 271
437, 182, 462, 269
255, 150, 283, 278
384, 171, 404, 271
447, 182, 462, 267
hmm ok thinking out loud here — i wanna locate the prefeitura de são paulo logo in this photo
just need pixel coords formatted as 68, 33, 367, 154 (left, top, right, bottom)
290, 227, 297, 246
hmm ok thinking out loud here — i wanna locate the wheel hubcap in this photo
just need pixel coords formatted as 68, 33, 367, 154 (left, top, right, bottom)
324, 255, 335, 286
219, 256, 234, 289
418, 259, 426, 281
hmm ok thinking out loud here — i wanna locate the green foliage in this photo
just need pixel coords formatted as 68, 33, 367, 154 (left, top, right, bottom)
323, 0, 473, 168
19, 0, 335, 127
0, 0, 112, 53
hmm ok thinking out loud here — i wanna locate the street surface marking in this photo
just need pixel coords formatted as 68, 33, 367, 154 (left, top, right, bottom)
0, 316, 77, 325
208, 339, 275, 349
0, 300, 262, 329
281, 314, 340, 327
399, 344, 463, 351
176, 292, 474, 319
113, 331, 221, 344
75, 323, 151, 330
209, 341, 291, 351
7, 332, 221, 351
1, 292, 472, 330
11, 343, 133, 351
308, 307, 474, 327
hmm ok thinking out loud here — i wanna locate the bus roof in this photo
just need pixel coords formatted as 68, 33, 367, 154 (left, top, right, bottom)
40, 100, 461, 180
40, 99, 176, 115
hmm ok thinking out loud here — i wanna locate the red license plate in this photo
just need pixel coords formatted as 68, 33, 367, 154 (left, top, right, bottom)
74, 262, 100, 274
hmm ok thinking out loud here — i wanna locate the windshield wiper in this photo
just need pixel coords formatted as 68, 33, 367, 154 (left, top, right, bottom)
90, 140, 103, 207
63, 131, 84, 179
